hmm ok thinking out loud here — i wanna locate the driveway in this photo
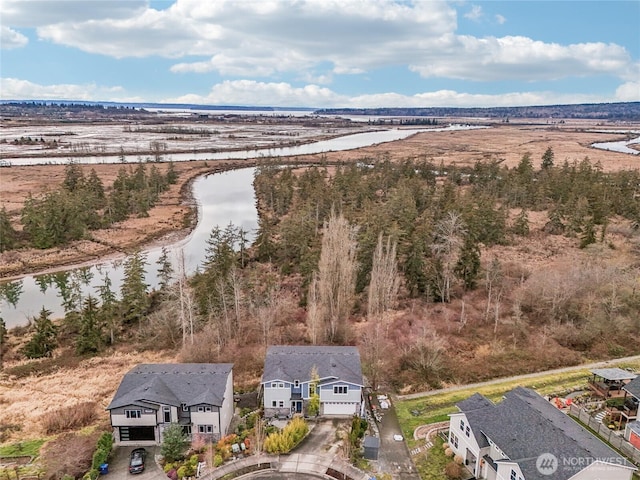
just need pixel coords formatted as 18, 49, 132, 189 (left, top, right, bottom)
106, 446, 165, 480
371, 395, 420, 480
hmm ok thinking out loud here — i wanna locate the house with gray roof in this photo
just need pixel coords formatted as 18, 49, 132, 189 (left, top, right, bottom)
261, 345, 364, 418
448, 387, 636, 480
107, 363, 234, 446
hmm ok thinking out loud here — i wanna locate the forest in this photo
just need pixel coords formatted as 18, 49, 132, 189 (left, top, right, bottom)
2, 149, 639, 392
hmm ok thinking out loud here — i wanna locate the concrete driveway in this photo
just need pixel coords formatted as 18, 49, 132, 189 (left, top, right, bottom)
105, 446, 165, 480
370, 396, 420, 480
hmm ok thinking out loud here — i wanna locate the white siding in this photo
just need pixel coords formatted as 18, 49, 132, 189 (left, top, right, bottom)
263, 381, 292, 411
192, 411, 220, 433
320, 383, 361, 404
110, 412, 156, 427
448, 413, 482, 476
220, 369, 234, 436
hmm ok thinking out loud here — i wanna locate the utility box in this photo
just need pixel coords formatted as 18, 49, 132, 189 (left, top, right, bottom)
363, 435, 380, 460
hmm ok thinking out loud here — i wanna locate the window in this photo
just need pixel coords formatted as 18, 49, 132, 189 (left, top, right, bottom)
205, 406, 212, 412
510, 470, 517, 480
181, 403, 188, 412
333, 385, 348, 395
125, 409, 141, 419
294, 380, 300, 387
272, 401, 277, 407
279, 401, 285, 407
465, 425, 470, 437
460, 419, 465, 431
450, 432, 459, 449
198, 425, 213, 434
163, 407, 171, 423
197, 406, 204, 412
278, 382, 285, 388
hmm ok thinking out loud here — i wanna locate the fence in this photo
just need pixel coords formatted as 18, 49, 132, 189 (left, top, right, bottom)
569, 404, 640, 466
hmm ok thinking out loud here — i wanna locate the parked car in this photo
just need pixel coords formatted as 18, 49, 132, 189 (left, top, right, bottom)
129, 448, 146, 474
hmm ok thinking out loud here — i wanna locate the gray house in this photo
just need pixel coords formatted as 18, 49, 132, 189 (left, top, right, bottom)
261, 346, 364, 418
448, 387, 636, 480
107, 363, 234, 446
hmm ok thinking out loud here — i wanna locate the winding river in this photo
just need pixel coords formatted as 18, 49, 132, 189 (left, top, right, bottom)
3, 124, 638, 327
1, 125, 483, 327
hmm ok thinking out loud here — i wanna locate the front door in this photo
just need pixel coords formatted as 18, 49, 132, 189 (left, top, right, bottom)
291, 401, 302, 414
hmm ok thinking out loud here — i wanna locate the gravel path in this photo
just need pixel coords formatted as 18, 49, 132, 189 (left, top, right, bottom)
398, 354, 640, 401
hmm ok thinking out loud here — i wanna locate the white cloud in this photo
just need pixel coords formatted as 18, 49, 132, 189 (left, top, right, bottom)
495, 14, 506, 25
0, 0, 147, 27
615, 82, 640, 102
464, 5, 483, 21
1, 0, 636, 86
0, 78, 126, 101
165, 80, 344, 107
409, 36, 631, 81
163, 79, 620, 108
1, 26, 28, 49
3, 76, 628, 108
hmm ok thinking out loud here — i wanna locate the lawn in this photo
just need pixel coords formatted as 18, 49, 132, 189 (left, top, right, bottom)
396, 359, 640, 446
0, 438, 46, 458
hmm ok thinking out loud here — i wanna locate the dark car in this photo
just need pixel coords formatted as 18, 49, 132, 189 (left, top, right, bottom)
129, 448, 146, 474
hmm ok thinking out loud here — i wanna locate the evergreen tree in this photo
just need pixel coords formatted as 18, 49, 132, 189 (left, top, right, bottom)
580, 217, 597, 249
23, 307, 58, 359
454, 235, 481, 290
156, 246, 174, 292
76, 295, 104, 354
512, 209, 530, 236
160, 423, 189, 462
62, 162, 85, 192
0, 207, 18, 252
120, 251, 149, 324
541, 147, 555, 170
98, 273, 119, 345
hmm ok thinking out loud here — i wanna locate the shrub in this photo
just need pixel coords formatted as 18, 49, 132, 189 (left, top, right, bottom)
41, 401, 97, 435
214, 454, 223, 467
445, 461, 463, 479
264, 417, 309, 454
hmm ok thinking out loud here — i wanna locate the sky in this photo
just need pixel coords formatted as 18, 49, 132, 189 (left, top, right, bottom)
1, 0, 639, 108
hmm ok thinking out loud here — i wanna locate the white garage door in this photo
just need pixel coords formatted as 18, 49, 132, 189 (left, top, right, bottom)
323, 402, 358, 415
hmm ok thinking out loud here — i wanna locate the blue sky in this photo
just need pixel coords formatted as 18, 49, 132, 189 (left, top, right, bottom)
1, 0, 638, 108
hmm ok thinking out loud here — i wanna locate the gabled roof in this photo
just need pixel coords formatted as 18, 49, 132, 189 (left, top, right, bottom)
461, 387, 633, 480
623, 375, 640, 399
107, 363, 233, 410
262, 346, 363, 386
591, 368, 636, 381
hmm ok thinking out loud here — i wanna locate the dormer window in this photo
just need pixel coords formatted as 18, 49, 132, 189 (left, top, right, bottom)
294, 380, 300, 387
181, 403, 188, 412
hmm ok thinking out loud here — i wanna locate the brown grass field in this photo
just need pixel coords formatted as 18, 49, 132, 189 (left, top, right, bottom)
1, 120, 639, 447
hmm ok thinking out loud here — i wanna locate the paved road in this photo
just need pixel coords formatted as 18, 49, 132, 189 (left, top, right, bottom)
397, 353, 640, 400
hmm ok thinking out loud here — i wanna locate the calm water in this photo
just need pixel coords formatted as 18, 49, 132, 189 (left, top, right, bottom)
0, 124, 484, 166
0, 168, 258, 327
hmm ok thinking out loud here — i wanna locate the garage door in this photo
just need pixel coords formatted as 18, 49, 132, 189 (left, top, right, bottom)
323, 402, 357, 415
119, 426, 155, 442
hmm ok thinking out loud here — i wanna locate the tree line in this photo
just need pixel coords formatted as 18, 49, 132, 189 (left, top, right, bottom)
0, 161, 178, 251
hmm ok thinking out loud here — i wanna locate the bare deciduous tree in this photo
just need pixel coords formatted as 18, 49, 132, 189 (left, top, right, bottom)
306, 272, 323, 345
431, 211, 467, 303
367, 233, 399, 322
316, 210, 358, 343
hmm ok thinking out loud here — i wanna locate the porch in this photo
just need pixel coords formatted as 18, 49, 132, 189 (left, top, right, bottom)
588, 368, 636, 399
